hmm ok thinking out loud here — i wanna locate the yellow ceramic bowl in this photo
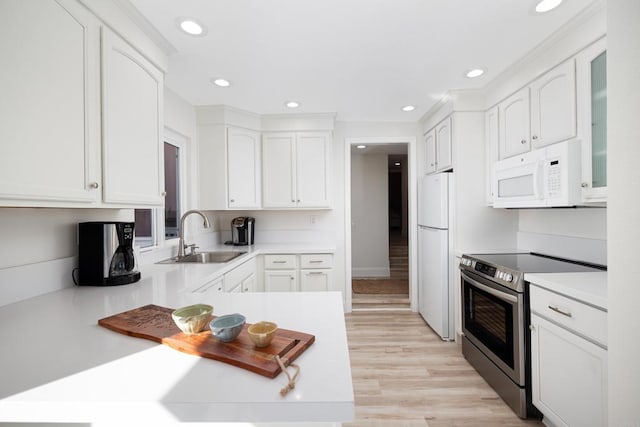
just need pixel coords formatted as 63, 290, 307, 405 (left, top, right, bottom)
247, 321, 278, 347
171, 304, 213, 334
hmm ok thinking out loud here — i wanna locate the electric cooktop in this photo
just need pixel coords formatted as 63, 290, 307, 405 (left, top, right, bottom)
459, 252, 606, 292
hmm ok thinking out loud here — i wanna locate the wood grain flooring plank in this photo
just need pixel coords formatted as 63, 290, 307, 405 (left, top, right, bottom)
344, 310, 542, 427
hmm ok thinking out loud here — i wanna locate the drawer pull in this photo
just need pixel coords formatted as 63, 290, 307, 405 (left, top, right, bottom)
273, 261, 287, 264
309, 260, 323, 263
548, 305, 572, 318
308, 272, 324, 275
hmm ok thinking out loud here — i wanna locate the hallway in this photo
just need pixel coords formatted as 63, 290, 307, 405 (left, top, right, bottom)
352, 229, 410, 310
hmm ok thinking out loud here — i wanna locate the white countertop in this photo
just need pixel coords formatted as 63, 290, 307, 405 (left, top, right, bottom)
525, 271, 608, 310
0, 246, 353, 426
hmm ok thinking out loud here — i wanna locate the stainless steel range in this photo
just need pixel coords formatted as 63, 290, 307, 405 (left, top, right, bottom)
458, 252, 605, 418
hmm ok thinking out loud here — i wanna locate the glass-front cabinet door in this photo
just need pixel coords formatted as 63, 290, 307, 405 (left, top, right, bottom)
578, 38, 607, 202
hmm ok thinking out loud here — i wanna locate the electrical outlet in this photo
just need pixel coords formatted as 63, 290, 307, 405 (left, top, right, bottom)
309, 215, 317, 225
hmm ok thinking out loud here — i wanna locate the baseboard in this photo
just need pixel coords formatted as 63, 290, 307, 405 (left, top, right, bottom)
0, 256, 77, 307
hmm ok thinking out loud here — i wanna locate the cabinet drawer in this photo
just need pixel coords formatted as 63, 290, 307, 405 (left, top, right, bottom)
264, 254, 297, 269
530, 285, 607, 346
300, 254, 333, 269
192, 277, 224, 294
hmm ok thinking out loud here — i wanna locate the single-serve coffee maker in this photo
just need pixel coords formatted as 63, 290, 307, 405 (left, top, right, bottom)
231, 217, 255, 246
78, 222, 141, 286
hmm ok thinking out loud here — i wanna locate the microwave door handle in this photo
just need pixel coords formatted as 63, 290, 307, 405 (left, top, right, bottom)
461, 271, 518, 304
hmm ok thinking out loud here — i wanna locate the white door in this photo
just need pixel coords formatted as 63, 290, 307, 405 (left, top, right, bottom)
262, 133, 295, 208
300, 270, 331, 292
531, 314, 608, 427
530, 59, 576, 149
0, 0, 100, 205
499, 87, 531, 159
241, 273, 256, 293
425, 129, 436, 173
264, 270, 297, 292
418, 226, 449, 339
227, 127, 261, 209
296, 132, 331, 208
435, 117, 452, 171
418, 173, 449, 228
101, 27, 164, 206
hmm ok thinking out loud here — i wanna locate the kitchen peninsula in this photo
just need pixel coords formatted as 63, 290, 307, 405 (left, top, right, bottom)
0, 260, 354, 426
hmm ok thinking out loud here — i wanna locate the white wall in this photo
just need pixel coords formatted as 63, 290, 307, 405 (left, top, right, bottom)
607, 0, 640, 423
351, 152, 389, 277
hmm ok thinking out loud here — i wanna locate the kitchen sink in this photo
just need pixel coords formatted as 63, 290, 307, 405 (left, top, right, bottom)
157, 251, 247, 264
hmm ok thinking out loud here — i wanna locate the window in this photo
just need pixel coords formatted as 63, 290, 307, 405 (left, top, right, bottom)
135, 132, 186, 249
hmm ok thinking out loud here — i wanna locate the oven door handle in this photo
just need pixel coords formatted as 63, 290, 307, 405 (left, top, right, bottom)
461, 271, 518, 304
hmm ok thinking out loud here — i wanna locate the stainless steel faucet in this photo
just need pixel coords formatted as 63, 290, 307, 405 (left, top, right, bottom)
177, 210, 211, 257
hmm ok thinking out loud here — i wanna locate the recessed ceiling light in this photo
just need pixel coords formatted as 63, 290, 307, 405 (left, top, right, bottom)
465, 68, 485, 78
211, 78, 230, 87
177, 18, 207, 36
401, 105, 416, 112
356, 145, 367, 149
285, 101, 300, 108
535, 0, 563, 13
394, 162, 401, 166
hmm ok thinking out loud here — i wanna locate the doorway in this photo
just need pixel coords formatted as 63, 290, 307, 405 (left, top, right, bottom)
344, 137, 417, 312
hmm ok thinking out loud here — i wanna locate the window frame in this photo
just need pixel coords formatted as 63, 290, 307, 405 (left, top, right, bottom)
137, 128, 189, 253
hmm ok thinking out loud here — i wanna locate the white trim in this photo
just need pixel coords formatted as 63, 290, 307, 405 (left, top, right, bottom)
344, 136, 418, 313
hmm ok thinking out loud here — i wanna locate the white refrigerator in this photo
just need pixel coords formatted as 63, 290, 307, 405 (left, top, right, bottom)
418, 172, 453, 340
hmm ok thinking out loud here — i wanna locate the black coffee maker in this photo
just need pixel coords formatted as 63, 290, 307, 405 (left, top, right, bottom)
78, 222, 141, 286
231, 217, 255, 246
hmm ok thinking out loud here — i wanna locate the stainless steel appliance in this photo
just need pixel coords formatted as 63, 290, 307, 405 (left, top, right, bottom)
231, 217, 255, 246
418, 172, 453, 340
459, 252, 605, 418
78, 222, 141, 286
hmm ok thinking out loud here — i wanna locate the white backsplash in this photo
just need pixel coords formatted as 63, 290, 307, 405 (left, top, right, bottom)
517, 231, 607, 266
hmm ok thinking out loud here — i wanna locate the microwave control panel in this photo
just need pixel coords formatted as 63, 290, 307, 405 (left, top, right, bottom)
547, 159, 561, 197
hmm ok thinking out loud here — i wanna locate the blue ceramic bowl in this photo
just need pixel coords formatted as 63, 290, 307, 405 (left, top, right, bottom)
210, 313, 246, 342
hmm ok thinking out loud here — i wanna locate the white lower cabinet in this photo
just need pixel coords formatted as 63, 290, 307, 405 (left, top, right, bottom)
192, 277, 224, 295
224, 258, 257, 293
530, 284, 607, 427
263, 253, 333, 292
264, 270, 298, 292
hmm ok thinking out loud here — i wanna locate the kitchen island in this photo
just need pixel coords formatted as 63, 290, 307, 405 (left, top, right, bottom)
0, 263, 354, 426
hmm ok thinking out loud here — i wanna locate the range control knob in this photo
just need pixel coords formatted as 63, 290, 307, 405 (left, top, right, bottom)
504, 273, 513, 282
497, 271, 504, 280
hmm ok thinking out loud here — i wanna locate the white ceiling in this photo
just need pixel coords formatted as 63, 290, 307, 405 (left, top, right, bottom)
127, 0, 598, 122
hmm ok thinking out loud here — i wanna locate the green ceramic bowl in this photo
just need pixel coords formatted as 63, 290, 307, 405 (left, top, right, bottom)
171, 304, 213, 334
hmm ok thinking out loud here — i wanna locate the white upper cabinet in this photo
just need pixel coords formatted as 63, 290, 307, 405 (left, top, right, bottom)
485, 106, 499, 205
262, 131, 331, 209
0, 0, 165, 208
262, 132, 296, 208
227, 127, 261, 209
577, 38, 607, 203
499, 87, 531, 159
101, 27, 164, 206
0, 0, 100, 205
424, 117, 452, 174
435, 118, 452, 171
425, 129, 437, 173
498, 60, 577, 160
296, 132, 331, 208
530, 59, 577, 149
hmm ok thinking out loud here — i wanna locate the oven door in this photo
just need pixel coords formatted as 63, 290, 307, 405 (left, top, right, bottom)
461, 270, 525, 386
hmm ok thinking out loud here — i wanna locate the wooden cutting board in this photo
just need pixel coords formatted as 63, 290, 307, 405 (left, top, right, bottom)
98, 304, 315, 378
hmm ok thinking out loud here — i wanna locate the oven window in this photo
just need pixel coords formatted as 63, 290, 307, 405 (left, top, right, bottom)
463, 279, 515, 368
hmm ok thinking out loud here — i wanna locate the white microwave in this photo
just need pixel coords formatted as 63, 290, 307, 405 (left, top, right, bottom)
492, 140, 582, 208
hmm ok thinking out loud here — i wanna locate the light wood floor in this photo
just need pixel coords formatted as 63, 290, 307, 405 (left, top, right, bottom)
343, 310, 543, 427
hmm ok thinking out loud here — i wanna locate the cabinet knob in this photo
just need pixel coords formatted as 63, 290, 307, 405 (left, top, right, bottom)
89, 182, 99, 189
581, 182, 589, 188
430, 163, 435, 167
161, 191, 167, 197
297, 199, 301, 203
529, 324, 535, 332
230, 199, 235, 203
532, 135, 538, 140
291, 199, 295, 202
520, 139, 527, 144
